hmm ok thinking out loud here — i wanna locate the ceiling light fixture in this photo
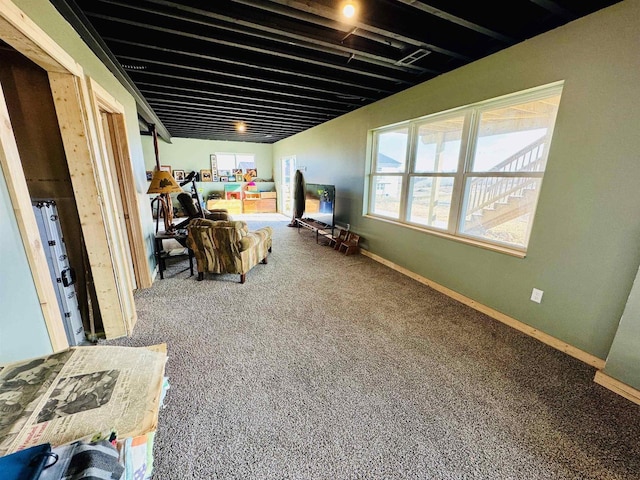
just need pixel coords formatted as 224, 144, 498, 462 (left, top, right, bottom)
236, 122, 247, 133
342, 1, 356, 19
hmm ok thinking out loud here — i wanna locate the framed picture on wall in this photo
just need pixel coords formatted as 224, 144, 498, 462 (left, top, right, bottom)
210, 154, 217, 171
235, 174, 243, 182
160, 165, 172, 173
146, 171, 153, 181
173, 170, 185, 182
200, 169, 212, 182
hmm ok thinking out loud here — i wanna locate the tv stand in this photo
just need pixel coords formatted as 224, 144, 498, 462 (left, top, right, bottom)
295, 218, 334, 244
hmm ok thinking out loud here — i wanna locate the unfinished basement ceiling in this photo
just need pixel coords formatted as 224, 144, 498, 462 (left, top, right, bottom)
52, 0, 622, 143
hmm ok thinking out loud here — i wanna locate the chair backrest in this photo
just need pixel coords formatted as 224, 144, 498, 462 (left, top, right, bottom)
177, 192, 203, 219
188, 219, 248, 247
345, 233, 360, 245
187, 219, 248, 272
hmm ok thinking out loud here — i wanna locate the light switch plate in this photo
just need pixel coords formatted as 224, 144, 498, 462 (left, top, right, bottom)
531, 288, 544, 303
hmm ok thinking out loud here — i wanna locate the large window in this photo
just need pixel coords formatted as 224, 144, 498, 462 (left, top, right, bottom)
367, 83, 563, 253
213, 153, 256, 172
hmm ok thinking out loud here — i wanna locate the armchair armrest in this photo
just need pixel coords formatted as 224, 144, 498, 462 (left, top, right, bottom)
239, 227, 272, 252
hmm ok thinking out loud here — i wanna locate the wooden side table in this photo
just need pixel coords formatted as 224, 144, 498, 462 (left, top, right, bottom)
154, 231, 194, 279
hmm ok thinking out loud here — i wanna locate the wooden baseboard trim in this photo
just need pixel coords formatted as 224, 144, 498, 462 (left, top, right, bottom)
594, 371, 640, 405
360, 249, 605, 370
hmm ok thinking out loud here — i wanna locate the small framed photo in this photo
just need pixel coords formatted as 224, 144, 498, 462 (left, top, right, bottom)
173, 170, 185, 182
247, 168, 257, 179
210, 154, 218, 171
220, 176, 229, 182
146, 170, 153, 181
212, 173, 219, 182
232, 168, 243, 175
218, 169, 231, 177
235, 173, 244, 182
200, 169, 212, 182
160, 165, 172, 173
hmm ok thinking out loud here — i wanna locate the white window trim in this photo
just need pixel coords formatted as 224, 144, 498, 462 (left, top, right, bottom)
366, 82, 564, 255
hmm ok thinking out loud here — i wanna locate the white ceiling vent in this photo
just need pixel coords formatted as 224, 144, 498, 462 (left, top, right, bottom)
396, 48, 431, 66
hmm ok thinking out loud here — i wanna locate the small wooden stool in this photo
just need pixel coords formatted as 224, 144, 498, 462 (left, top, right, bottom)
329, 229, 348, 249
338, 233, 360, 255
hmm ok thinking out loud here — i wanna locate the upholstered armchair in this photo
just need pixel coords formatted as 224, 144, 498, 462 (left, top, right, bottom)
186, 219, 273, 283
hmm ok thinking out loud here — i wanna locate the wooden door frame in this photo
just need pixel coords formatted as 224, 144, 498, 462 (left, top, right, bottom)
0, 79, 68, 352
88, 78, 153, 290
0, 0, 138, 341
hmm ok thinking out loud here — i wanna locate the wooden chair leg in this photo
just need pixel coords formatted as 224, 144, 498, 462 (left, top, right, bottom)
197, 272, 204, 281
262, 256, 268, 264
240, 273, 246, 284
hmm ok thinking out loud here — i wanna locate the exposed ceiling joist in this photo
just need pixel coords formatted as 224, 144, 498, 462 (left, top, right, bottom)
234, 0, 472, 61
528, 0, 576, 20
99, 0, 428, 74
52, 0, 621, 143
49, 0, 172, 142
393, 0, 516, 43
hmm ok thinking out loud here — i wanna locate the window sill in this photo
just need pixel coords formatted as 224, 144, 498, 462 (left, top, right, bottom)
363, 215, 527, 258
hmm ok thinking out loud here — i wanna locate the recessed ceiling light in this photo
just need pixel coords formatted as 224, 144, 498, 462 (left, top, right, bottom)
342, 1, 356, 19
236, 122, 246, 133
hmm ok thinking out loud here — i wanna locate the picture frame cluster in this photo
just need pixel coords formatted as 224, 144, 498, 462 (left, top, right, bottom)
202, 154, 257, 182
145, 155, 259, 184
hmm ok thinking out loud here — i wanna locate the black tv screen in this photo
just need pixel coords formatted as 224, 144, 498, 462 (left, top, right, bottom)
304, 183, 335, 227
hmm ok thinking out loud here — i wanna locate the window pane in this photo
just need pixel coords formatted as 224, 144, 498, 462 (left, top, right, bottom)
376, 128, 408, 173
408, 177, 453, 229
370, 176, 402, 218
216, 153, 236, 171
471, 95, 561, 172
415, 116, 464, 173
460, 176, 543, 248
236, 154, 255, 170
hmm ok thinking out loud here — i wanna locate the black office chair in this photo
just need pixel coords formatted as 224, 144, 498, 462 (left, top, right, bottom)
175, 193, 231, 229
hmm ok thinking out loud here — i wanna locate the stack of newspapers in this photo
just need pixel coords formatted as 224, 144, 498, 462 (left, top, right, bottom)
0, 344, 168, 479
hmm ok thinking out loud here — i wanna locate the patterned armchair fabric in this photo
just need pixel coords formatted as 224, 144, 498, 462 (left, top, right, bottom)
186, 218, 273, 283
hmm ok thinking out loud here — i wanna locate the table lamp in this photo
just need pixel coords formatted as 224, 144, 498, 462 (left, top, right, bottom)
147, 170, 183, 233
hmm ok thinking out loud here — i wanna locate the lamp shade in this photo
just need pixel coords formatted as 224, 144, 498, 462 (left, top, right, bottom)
147, 170, 183, 194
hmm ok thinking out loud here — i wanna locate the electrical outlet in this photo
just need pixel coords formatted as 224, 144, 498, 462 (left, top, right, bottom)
531, 288, 544, 303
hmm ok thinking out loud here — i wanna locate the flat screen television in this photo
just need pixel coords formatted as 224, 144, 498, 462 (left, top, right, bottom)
304, 183, 335, 228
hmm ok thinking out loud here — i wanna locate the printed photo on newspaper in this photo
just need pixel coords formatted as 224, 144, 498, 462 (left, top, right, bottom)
0, 344, 167, 456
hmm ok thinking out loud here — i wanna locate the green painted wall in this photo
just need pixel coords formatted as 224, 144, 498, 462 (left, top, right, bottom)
141, 136, 275, 199
0, 162, 52, 362
604, 267, 640, 387
273, 0, 640, 385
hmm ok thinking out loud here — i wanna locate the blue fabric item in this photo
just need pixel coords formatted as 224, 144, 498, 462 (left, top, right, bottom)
0, 443, 56, 480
